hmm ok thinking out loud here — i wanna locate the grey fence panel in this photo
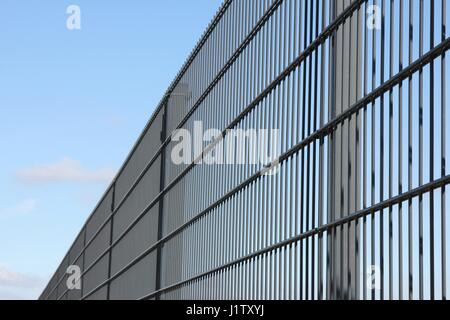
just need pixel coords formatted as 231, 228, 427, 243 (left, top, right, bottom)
84, 221, 111, 268
114, 109, 163, 207
84, 286, 108, 301
69, 229, 85, 264
83, 255, 109, 296
45, 273, 59, 300
111, 205, 159, 276
47, 289, 58, 301
112, 158, 161, 242
109, 252, 157, 300
85, 188, 113, 243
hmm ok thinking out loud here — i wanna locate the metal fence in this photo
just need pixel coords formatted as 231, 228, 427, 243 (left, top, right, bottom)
40, 0, 450, 300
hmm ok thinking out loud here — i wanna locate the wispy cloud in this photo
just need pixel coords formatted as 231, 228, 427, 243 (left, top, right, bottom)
0, 199, 38, 217
16, 158, 116, 185
0, 266, 43, 300
0, 266, 41, 289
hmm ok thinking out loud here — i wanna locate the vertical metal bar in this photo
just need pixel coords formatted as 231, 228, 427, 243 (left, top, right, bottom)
80, 227, 86, 300
263, 42, 269, 300
288, 0, 295, 302
408, 0, 414, 301
295, 0, 302, 301
388, 0, 394, 300
274, 5, 281, 300
346, 0, 352, 300
363, 0, 368, 301
301, 0, 309, 300
429, 0, 435, 301
155, 100, 168, 300
380, 0, 386, 301
442, 0, 447, 301
371, 0, 377, 301
418, 0, 424, 300
286, 2, 293, 302
280, 20, 285, 301
335, 0, 344, 300
398, 0, 404, 301
318, 0, 326, 301
106, 184, 115, 300
355, 0, 363, 300
306, 0, 314, 300
339, 0, 345, 301
312, 0, 317, 300
327, 0, 337, 300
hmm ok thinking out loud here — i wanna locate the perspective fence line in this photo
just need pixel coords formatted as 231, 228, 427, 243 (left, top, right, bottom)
41, 0, 450, 300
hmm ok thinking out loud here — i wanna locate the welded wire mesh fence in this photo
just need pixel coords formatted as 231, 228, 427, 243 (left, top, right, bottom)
40, 0, 450, 300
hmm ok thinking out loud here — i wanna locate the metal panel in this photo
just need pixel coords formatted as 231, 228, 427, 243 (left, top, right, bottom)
69, 229, 85, 264
86, 188, 113, 243
114, 110, 163, 206
111, 205, 159, 275
109, 252, 157, 300
84, 286, 108, 301
84, 221, 111, 269
83, 254, 109, 296
113, 158, 161, 242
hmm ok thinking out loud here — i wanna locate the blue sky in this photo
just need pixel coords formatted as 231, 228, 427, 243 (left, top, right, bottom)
0, 0, 222, 299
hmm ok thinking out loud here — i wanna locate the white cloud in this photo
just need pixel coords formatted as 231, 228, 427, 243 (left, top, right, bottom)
16, 158, 116, 184
0, 199, 37, 217
0, 266, 41, 289
0, 266, 43, 300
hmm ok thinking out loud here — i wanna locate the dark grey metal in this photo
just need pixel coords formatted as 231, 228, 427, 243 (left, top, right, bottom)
106, 182, 115, 300
398, 0, 404, 300
155, 100, 168, 300
442, 0, 447, 300
408, 0, 413, 300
